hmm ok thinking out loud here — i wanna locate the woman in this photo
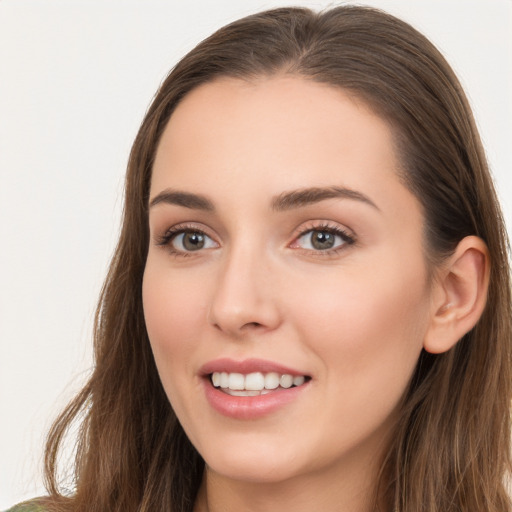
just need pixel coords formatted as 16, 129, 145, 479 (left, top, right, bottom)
9, 5, 511, 512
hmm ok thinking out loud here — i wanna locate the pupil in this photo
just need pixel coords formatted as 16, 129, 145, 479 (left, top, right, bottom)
183, 232, 205, 251
311, 231, 334, 250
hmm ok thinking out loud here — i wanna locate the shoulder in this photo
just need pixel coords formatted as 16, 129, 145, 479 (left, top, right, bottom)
4, 504, 47, 512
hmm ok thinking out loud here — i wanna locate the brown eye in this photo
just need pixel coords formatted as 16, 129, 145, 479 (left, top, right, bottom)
295, 227, 353, 252
310, 231, 336, 250
171, 231, 216, 252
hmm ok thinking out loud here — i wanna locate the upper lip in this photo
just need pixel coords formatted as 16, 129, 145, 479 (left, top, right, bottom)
200, 358, 308, 377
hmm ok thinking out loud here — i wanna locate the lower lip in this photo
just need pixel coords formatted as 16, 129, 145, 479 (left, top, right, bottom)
203, 378, 309, 420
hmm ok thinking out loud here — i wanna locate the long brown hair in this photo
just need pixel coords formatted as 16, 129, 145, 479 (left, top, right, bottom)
38, 6, 511, 512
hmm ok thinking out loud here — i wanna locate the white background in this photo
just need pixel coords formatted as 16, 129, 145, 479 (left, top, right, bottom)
1, 0, 511, 507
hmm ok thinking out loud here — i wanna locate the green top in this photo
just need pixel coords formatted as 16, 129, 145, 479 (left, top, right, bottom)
5, 505, 46, 512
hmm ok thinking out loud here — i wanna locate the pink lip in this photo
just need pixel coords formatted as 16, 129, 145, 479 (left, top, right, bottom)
200, 358, 311, 420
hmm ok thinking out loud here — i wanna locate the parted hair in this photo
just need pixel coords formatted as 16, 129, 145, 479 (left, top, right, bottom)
38, 6, 511, 512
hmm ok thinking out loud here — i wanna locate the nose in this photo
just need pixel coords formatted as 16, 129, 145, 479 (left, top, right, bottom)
207, 243, 281, 337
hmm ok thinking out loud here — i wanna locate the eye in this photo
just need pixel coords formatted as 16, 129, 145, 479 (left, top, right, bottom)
292, 225, 355, 253
171, 230, 217, 252
156, 225, 218, 255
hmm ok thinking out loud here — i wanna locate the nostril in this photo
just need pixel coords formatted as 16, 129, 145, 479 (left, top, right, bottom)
243, 322, 262, 329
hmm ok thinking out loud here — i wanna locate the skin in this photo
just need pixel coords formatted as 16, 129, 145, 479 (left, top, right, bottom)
143, 76, 437, 512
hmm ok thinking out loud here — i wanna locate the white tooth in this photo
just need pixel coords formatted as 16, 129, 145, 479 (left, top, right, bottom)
245, 372, 265, 391
226, 389, 261, 397
264, 372, 280, 389
280, 374, 293, 389
245, 390, 262, 397
293, 375, 305, 386
228, 372, 245, 390
220, 372, 229, 388
212, 372, 221, 387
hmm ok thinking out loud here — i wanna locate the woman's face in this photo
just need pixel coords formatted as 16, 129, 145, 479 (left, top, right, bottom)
143, 76, 432, 486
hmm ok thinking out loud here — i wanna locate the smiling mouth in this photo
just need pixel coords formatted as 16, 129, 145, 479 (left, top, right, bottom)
210, 371, 311, 397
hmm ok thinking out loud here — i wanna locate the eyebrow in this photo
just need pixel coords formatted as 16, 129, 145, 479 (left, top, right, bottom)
149, 189, 215, 211
148, 186, 379, 212
271, 186, 380, 212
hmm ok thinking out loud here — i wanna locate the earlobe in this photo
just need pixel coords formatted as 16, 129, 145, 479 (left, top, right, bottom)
423, 236, 490, 354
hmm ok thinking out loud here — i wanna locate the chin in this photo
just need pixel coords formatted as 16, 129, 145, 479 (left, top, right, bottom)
199, 437, 306, 484
206, 458, 302, 484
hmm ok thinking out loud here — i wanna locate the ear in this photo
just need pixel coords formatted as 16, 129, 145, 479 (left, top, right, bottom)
423, 236, 490, 354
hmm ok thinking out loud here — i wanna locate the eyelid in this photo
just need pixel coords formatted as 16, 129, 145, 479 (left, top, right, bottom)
288, 220, 356, 254
154, 222, 220, 253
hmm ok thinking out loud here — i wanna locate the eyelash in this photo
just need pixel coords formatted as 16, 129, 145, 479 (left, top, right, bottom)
155, 222, 356, 257
291, 222, 356, 256
155, 223, 214, 258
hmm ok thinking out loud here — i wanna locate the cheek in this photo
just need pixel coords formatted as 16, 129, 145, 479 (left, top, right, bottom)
142, 261, 208, 384
286, 261, 429, 447
289, 256, 429, 383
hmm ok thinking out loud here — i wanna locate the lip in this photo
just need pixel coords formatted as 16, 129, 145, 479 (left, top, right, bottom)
200, 357, 307, 377
200, 358, 311, 420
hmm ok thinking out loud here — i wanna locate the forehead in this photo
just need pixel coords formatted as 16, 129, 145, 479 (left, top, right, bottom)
150, 76, 411, 216
156, 76, 394, 163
